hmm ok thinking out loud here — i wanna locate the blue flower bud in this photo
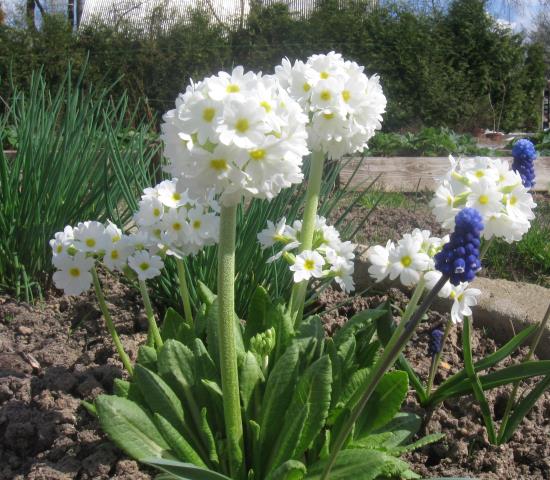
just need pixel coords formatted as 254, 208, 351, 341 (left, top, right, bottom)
435, 208, 484, 285
512, 138, 537, 189
429, 327, 445, 356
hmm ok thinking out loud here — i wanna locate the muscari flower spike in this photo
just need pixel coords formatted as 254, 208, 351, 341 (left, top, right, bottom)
429, 326, 445, 357
512, 138, 537, 189
435, 208, 484, 286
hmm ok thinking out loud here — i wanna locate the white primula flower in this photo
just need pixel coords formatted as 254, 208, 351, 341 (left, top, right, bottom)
290, 250, 325, 283
53, 253, 94, 296
450, 284, 481, 324
258, 217, 289, 249
186, 207, 219, 245
104, 221, 123, 243
329, 256, 355, 293
389, 236, 431, 287
162, 208, 188, 244
157, 179, 190, 209
73, 221, 110, 253
366, 240, 395, 283
275, 52, 386, 159
467, 178, 503, 215
103, 238, 133, 272
50, 225, 75, 257
135, 196, 164, 227
162, 68, 309, 206
431, 182, 459, 229
128, 250, 164, 281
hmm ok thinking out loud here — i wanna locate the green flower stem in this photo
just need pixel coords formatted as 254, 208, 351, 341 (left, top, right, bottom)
217, 204, 244, 478
176, 257, 194, 326
289, 150, 326, 324
497, 300, 550, 443
138, 279, 163, 350
91, 267, 134, 376
426, 318, 453, 395
320, 274, 449, 480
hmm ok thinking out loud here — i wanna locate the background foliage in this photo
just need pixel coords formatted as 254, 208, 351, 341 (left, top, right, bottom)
0, 0, 546, 132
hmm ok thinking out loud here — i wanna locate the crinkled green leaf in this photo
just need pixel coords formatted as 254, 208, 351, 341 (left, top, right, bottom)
145, 458, 232, 480
239, 351, 264, 415
161, 308, 186, 342
245, 285, 270, 345
265, 460, 307, 480
138, 345, 158, 372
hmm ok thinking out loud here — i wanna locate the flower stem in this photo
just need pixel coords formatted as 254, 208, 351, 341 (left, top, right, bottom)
497, 300, 550, 443
176, 257, 194, 326
320, 274, 449, 480
138, 279, 163, 349
217, 204, 244, 478
426, 318, 453, 395
91, 267, 134, 376
289, 150, 326, 325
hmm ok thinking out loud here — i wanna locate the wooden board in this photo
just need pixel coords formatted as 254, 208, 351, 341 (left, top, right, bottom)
339, 156, 550, 192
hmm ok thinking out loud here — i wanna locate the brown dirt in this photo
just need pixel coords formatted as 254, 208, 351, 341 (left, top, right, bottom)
0, 273, 153, 480
318, 288, 550, 480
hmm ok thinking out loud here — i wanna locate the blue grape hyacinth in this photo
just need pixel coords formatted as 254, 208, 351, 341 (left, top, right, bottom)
435, 208, 484, 286
512, 138, 537, 189
429, 326, 445, 357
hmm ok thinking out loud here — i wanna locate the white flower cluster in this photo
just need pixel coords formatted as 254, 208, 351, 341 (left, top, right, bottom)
50, 220, 164, 296
257, 216, 356, 292
431, 156, 536, 243
161, 66, 309, 206
366, 229, 479, 324
275, 51, 386, 159
134, 179, 220, 257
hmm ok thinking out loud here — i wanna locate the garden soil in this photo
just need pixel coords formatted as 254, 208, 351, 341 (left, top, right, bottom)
1, 277, 549, 479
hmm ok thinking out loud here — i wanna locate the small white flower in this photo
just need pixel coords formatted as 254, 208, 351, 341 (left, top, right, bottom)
290, 250, 325, 283
103, 238, 133, 272
329, 256, 355, 293
366, 240, 394, 283
258, 217, 289, 249
128, 250, 164, 281
388, 236, 431, 287
73, 221, 110, 253
467, 178, 503, 215
104, 221, 123, 243
50, 225, 75, 257
157, 179, 190, 208
450, 284, 481, 324
135, 196, 164, 227
52, 253, 94, 296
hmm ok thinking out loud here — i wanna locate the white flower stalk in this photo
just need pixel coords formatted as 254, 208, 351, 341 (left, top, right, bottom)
161, 67, 309, 206
431, 156, 537, 243
275, 52, 386, 159
134, 180, 220, 258
52, 252, 94, 296
258, 215, 356, 292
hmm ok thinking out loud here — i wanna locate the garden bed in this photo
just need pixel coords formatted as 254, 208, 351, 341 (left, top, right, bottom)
1, 277, 549, 479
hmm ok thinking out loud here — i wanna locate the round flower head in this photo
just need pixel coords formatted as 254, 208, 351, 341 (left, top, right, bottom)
511, 138, 536, 189
435, 208, 483, 286
431, 155, 536, 243
275, 52, 386, 159
161, 67, 309, 206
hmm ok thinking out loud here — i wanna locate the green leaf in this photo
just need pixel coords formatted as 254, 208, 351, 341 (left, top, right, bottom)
373, 412, 423, 448
245, 285, 270, 345
355, 370, 409, 437
158, 340, 197, 396
145, 458, 232, 480
270, 303, 295, 360
430, 325, 537, 405
81, 400, 97, 417
333, 308, 384, 347
239, 351, 264, 415
265, 460, 307, 480
328, 368, 369, 424
113, 378, 130, 398
138, 345, 159, 371
153, 413, 206, 467
196, 281, 216, 306
199, 408, 220, 466
134, 364, 184, 432
260, 343, 300, 459
161, 308, 186, 342
95, 395, 171, 461
500, 374, 550, 443
390, 432, 445, 455
463, 317, 496, 443
305, 448, 414, 479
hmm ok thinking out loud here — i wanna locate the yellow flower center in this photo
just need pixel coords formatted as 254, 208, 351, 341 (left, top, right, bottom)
193, 220, 201, 230
320, 71, 329, 79
509, 195, 517, 205
475, 170, 484, 178
235, 118, 249, 133
172, 192, 181, 202
139, 262, 150, 271
342, 90, 351, 102
153, 208, 161, 217
260, 101, 272, 112
85, 238, 96, 248
210, 158, 228, 171
323, 113, 335, 120
450, 291, 456, 300
69, 267, 80, 277
447, 196, 453, 206
112, 235, 121, 243
478, 194, 489, 205
320, 90, 331, 101
303, 82, 311, 92
401, 256, 412, 267
202, 107, 216, 122
172, 222, 182, 231
226, 84, 240, 93
153, 228, 161, 238
111, 250, 119, 260
250, 149, 266, 161
457, 293, 464, 301
304, 259, 315, 271
56, 245, 63, 254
